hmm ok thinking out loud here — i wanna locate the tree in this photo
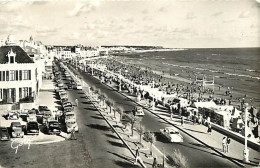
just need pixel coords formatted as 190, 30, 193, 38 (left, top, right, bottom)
116, 106, 124, 120
106, 99, 114, 114
143, 131, 156, 156
123, 114, 140, 137
99, 94, 106, 106
136, 124, 145, 145
167, 149, 188, 168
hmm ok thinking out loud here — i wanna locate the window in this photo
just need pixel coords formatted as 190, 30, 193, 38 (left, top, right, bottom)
15, 70, 18, 81
19, 70, 22, 80
10, 56, 14, 63
19, 88, 22, 99
9, 70, 15, 81
0, 89, 2, 100
6, 71, 9, 81
23, 87, 28, 97
22, 70, 29, 80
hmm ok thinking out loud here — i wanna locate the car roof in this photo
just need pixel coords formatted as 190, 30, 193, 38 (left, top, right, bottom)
11, 122, 21, 126
66, 112, 75, 115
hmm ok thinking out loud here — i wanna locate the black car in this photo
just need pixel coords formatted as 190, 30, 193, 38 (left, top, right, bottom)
38, 105, 49, 115
67, 83, 73, 90
0, 127, 10, 141
47, 121, 61, 135
26, 121, 39, 135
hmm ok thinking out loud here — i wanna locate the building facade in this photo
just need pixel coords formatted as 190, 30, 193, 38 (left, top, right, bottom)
0, 44, 40, 104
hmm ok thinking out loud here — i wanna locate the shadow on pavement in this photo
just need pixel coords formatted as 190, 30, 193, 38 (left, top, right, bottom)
105, 133, 119, 140
154, 132, 170, 143
107, 140, 126, 148
86, 124, 110, 131
81, 101, 92, 105
91, 115, 104, 120
84, 107, 98, 111
184, 128, 207, 134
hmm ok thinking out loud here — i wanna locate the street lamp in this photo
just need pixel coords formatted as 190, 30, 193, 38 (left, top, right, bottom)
119, 69, 121, 92
152, 78, 155, 111
242, 98, 249, 163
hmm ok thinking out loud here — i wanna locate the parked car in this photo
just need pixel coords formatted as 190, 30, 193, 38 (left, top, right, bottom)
65, 112, 76, 123
160, 127, 183, 142
67, 83, 73, 90
8, 111, 19, 120
61, 98, 69, 104
27, 109, 37, 121
10, 122, 24, 138
26, 121, 39, 135
0, 127, 10, 141
62, 101, 73, 109
57, 82, 64, 87
64, 106, 74, 113
132, 106, 145, 116
76, 83, 83, 90
59, 92, 68, 99
38, 105, 49, 116
65, 119, 79, 133
42, 111, 53, 125
47, 120, 61, 135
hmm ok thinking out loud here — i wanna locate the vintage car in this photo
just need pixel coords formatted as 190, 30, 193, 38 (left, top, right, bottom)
65, 112, 76, 123
10, 122, 24, 138
47, 120, 61, 135
76, 83, 83, 90
65, 119, 79, 133
67, 83, 73, 90
42, 111, 53, 125
57, 82, 64, 87
38, 105, 49, 116
62, 101, 73, 109
27, 109, 37, 121
132, 106, 145, 116
0, 127, 10, 141
26, 121, 39, 135
59, 93, 68, 99
8, 111, 19, 120
64, 106, 74, 113
61, 98, 69, 104
160, 127, 183, 143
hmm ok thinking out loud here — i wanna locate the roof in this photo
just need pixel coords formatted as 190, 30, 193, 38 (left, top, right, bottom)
0, 45, 34, 64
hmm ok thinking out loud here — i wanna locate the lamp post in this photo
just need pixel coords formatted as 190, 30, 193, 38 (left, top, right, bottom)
119, 69, 121, 92
91, 61, 94, 76
242, 98, 249, 163
152, 78, 155, 111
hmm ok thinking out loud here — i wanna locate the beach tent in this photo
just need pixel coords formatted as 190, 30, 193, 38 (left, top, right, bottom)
190, 101, 217, 109
214, 110, 231, 128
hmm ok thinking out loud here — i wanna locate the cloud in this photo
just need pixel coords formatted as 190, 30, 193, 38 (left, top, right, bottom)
211, 12, 222, 17
68, 2, 95, 17
142, 10, 148, 14
0, 1, 33, 13
223, 19, 235, 23
36, 26, 58, 37
239, 11, 250, 18
68, 32, 81, 40
186, 12, 196, 19
158, 7, 167, 12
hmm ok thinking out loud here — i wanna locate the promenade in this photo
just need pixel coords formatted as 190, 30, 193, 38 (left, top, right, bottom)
67, 63, 249, 167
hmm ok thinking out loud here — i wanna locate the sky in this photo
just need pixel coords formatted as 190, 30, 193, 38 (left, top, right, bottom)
0, 0, 259, 48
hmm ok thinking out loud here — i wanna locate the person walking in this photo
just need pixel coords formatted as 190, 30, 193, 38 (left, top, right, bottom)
181, 116, 184, 126
75, 99, 78, 107
70, 127, 77, 140
207, 123, 212, 135
222, 137, 227, 153
227, 137, 231, 153
152, 157, 158, 168
134, 147, 140, 164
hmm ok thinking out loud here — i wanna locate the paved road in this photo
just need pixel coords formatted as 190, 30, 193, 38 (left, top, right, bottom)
69, 64, 240, 167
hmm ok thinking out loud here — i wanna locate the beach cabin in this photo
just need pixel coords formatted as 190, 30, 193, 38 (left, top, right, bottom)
214, 110, 231, 128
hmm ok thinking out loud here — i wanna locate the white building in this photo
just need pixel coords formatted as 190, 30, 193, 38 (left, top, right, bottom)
0, 35, 42, 104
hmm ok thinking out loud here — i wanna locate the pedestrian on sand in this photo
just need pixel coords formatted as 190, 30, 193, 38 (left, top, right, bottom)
207, 123, 212, 135
222, 137, 227, 153
152, 157, 158, 168
227, 137, 231, 153
134, 147, 140, 164
75, 99, 78, 107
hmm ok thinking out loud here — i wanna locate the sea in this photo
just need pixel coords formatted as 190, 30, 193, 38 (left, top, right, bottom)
118, 47, 260, 106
